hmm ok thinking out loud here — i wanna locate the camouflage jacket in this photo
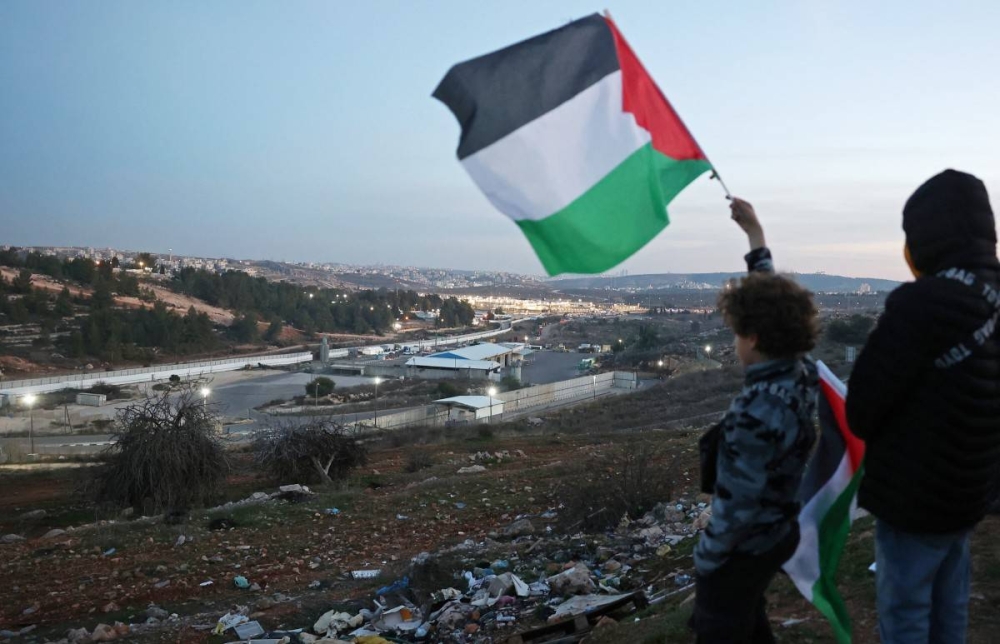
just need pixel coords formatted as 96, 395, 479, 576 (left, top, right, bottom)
694, 248, 818, 574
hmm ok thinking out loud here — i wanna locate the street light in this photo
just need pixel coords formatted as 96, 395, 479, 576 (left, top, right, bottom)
200, 387, 210, 406
704, 345, 713, 360
23, 394, 36, 455
373, 377, 382, 427
488, 387, 497, 423
657, 360, 664, 368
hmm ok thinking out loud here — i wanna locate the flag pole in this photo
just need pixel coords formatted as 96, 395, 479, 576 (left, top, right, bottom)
603, 9, 732, 201
709, 169, 733, 200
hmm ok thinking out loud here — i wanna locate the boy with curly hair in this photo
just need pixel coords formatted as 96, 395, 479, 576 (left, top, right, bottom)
691, 198, 820, 643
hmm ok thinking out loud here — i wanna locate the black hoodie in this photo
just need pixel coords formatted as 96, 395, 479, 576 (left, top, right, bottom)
846, 170, 1000, 533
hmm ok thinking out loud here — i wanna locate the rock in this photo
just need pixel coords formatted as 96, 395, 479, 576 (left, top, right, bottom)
501, 518, 535, 538
603, 560, 622, 573
19, 509, 47, 520
279, 484, 306, 493
299, 634, 318, 644
457, 465, 487, 475
101, 602, 119, 614
42, 528, 67, 540
693, 508, 712, 531
595, 615, 617, 629
595, 546, 615, 562
22, 603, 39, 616
255, 597, 275, 610
637, 526, 664, 541
643, 502, 686, 525
66, 627, 90, 643
174, 535, 186, 547
90, 623, 117, 641
118, 508, 134, 519
145, 606, 168, 620
0, 534, 25, 544
547, 563, 597, 596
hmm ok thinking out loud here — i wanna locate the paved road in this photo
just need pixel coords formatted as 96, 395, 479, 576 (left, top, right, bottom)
208, 371, 376, 420
521, 351, 593, 385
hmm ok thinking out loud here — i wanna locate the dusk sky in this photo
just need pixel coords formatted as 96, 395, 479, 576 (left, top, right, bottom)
2, 1, 997, 281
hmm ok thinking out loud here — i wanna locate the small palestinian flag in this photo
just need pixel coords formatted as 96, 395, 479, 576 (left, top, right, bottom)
433, 14, 711, 275
783, 361, 866, 644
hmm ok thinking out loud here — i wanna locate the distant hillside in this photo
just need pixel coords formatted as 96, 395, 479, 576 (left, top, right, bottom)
550, 272, 900, 293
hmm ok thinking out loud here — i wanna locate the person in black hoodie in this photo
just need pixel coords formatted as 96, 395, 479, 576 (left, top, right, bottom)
846, 169, 1000, 643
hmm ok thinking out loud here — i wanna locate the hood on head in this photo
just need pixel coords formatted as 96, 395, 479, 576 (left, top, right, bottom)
903, 169, 996, 273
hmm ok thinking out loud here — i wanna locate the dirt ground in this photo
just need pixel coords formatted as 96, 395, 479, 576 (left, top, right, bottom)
1, 378, 999, 643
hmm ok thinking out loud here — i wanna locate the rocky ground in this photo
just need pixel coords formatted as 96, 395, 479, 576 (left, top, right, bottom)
2, 390, 1000, 644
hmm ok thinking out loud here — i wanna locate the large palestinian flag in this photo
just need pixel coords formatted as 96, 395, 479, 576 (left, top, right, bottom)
433, 14, 711, 275
783, 361, 866, 644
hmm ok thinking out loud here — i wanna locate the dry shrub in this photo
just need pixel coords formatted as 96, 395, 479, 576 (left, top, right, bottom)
562, 437, 678, 531
404, 450, 434, 473
92, 391, 229, 515
253, 418, 366, 485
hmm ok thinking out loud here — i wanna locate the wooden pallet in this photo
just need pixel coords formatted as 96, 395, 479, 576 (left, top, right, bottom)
505, 592, 648, 644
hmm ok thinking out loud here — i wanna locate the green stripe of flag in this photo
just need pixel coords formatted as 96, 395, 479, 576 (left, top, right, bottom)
515, 144, 710, 275
810, 463, 866, 644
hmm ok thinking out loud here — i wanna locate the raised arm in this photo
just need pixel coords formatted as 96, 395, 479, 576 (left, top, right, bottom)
730, 197, 773, 274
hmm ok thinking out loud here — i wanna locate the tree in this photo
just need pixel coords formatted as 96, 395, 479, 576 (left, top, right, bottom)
501, 375, 522, 391
92, 391, 229, 515
55, 287, 74, 317
11, 269, 32, 294
264, 317, 283, 342
253, 420, 366, 485
230, 313, 260, 343
305, 376, 335, 398
635, 324, 660, 350
90, 278, 114, 310
437, 381, 461, 397
67, 330, 85, 358
826, 315, 875, 345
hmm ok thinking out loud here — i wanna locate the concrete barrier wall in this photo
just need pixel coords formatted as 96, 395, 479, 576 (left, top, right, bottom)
0, 352, 313, 397
368, 371, 631, 431
384, 318, 534, 353
497, 371, 618, 414
360, 405, 448, 430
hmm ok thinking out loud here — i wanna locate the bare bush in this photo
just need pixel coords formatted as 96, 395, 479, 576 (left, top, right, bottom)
562, 437, 679, 531
92, 391, 229, 515
253, 418, 366, 485
404, 449, 434, 473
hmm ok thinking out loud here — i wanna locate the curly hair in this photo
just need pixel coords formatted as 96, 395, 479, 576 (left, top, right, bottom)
717, 273, 819, 359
